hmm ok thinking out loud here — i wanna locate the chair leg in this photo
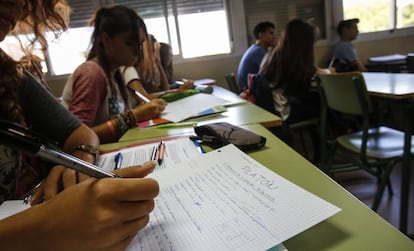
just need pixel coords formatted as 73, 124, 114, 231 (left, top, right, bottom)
298, 129, 309, 159
372, 163, 396, 211
386, 179, 394, 195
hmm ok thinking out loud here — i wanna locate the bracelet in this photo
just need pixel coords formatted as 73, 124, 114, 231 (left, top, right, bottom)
72, 144, 99, 160
116, 114, 129, 135
122, 110, 137, 128
106, 120, 118, 139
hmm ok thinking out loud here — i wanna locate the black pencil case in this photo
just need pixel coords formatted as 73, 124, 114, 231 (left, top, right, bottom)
192, 122, 266, 152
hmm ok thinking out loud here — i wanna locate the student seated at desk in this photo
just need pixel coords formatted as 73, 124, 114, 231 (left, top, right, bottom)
237, 21, 276, 91
251, 19, 328, 161
159, 42, 175, 86
61, 6, 167, 144
0, 1, 159, 250
122, 36, 193, 103
332, 18, 367, 72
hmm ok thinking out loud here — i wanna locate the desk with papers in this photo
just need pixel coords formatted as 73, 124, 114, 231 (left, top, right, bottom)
118, 86, 281, 143
101, 122, 414, 250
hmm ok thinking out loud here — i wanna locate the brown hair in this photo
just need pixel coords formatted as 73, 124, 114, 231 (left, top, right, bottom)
0, 0, 69, 124
260, 19, 316, 97
87, 5, 147, 104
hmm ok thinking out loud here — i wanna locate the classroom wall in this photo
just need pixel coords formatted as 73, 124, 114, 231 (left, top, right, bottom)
46, 34, 414, 97
172, 34, 414, 90
44, 0, 414, 97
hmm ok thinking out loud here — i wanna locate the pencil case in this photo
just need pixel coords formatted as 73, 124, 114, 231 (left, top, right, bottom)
192, 122, 266, 152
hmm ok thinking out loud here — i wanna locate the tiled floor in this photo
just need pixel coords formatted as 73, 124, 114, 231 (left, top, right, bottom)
290, 131, 414, 239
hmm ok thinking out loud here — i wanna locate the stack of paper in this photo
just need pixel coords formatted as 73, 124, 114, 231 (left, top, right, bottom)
161, 93, 229, 122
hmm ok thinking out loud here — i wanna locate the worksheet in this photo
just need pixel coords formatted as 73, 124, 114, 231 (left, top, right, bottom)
161, 93, 230, 122
126, 144, 341, 251
97, 137, 202, 172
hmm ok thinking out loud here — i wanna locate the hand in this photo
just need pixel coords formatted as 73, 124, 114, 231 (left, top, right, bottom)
31, 165, 90, 205
132, 99, 167, 122
178, 79, 194, 91
15, 162, 159, 251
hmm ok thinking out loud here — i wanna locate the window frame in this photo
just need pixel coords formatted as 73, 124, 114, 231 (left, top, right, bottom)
43, 0, 235, 77
332, 0, 414, 43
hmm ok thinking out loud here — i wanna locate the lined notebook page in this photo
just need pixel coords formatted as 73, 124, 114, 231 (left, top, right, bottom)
126, 144, 341, 251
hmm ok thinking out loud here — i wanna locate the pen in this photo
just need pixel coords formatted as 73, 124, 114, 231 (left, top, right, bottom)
114, 152, 123, 170
328, 56, 335, 69
128, 86, 150, 103
150, 145, 158, 161
157, 141, 165, 165
155, 122, 197, 129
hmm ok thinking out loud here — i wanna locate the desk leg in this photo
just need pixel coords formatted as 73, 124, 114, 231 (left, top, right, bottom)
400, 103, 413, 235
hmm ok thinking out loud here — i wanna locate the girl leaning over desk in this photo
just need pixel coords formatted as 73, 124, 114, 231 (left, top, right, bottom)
61, 6, 167, 143
0, 1, 159, 250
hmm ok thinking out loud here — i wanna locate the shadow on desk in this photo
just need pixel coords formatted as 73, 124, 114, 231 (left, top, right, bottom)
285, 221, 350, 250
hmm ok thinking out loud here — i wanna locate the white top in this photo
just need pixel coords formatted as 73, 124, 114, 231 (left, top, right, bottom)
121, 66, 140, 85
270, 81, 290, 121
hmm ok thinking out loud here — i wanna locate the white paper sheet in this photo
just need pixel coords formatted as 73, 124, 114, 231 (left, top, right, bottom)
126, 144, 341, 251
161, 93, 230, 122
0, 200, 30, 220
97, 137, 202, 172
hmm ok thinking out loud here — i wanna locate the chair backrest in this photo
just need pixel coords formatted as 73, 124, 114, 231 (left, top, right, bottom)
406, 54, 414, 73
316, 72, 371, 116
225, 73, 240, 94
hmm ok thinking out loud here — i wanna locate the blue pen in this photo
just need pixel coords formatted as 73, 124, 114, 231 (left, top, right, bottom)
114, 152, 123, 170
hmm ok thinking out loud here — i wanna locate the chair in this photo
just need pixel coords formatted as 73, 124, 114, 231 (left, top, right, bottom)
406, 54, 414, 73
289, 117, 320, 161
225, 73, 240, 94
316, 72, 413, 211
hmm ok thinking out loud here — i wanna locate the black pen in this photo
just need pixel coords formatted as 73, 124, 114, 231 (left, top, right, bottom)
157, 141, 165, 165
114, 152, 123, 170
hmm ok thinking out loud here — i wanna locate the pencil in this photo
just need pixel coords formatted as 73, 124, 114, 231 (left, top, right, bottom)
328, 57, 335, 69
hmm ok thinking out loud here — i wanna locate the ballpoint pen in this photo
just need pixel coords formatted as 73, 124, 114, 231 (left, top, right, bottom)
150, 145, 158, 161
0, 120, 119, 179
157, 141, 165, 165
128, 86, 150, 103
114, 152, 123, 170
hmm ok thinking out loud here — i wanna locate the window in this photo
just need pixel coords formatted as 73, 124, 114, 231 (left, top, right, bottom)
243, 0, 327, 43
342, 0, 414, 33
2, 0, 231, 76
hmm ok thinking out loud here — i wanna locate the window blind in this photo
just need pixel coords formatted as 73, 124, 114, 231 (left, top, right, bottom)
67, 0, 98, 28
67, 0, 225, 29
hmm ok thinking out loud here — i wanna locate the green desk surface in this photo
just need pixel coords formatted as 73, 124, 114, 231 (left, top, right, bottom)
119, 101, 281, 142
100, 124, 414, 250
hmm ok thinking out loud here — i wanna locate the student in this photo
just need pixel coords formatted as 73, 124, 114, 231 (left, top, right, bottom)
62, 6, 167, 144
123, 37, 194, 103
237, 21, 276, 91
0, 0, 159, 250
159, 42, 174, 85
138, 34, 170, 93
332, 18, 367, 72
252, 19, 324, 159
